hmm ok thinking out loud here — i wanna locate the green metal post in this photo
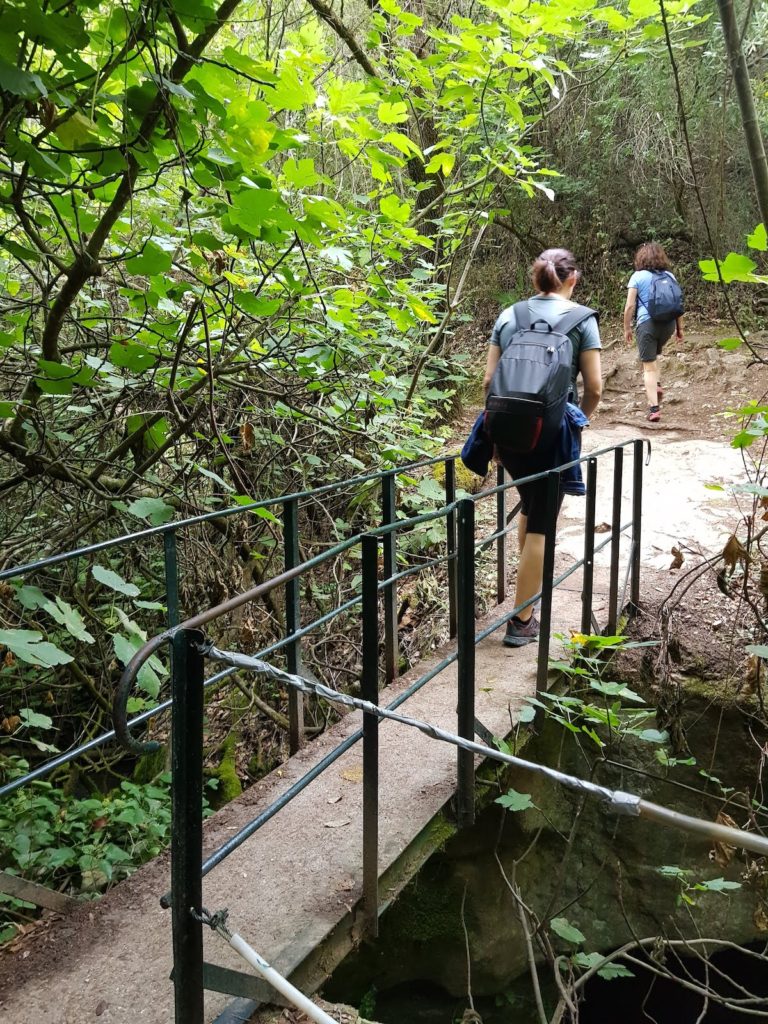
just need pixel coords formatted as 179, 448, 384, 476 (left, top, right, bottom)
361, 534, 380, 938
456, 499, 476, 829
283, 498, 304, 753
381, 473, 398, 684
170, 628, 205, 1024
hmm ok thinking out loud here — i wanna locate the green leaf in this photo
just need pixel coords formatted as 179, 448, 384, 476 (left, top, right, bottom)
378, 101, 409, 124
19, 708, 54, 730
379, 194, 411, 223
699, 252, 757, 284
126, 243, 173, 276
550, 917, 586, 945
424, 152, 455, 176
700, 877, 742, 892
14, 586, 94, 643
573, 952, 634, 979
113, 634, 164, 698
109, 343, 158, 372
746, 644, 768, 660
92, 566, 141, 597
496, 788, 534, 812
518, 705, 536, 724
746, 223, 767, 251
0, 629, 73, 667
717, 337, 742, 351
635, 728, 668, 743
0, 58, 47, 99
283, 158, 320, 187
125, 497, 175, 525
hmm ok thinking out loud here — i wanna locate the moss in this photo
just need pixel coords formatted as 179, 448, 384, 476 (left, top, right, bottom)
432, 460, 485, 494
682, 676, 754, 709
133, 744, 167, 784
211, 732, 242, 806
385, 874, 466, 944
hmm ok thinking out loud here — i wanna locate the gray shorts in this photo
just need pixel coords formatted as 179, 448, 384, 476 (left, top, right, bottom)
636, 319, 675, 362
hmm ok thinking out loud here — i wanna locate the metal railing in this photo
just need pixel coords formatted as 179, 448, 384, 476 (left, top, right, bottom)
109, 437, 646, 1024
1, 450, 463, 800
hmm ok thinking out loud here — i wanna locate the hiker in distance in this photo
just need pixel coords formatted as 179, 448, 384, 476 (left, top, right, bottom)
483, 248, 603, 647
623, 241, 685, 423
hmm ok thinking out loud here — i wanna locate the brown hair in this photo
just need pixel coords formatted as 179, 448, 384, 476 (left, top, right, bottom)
634, 242, 672, 272
531, 248, 580, 294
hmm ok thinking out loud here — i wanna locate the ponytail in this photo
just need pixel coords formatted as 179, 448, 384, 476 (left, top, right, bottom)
531, 248, 580, 294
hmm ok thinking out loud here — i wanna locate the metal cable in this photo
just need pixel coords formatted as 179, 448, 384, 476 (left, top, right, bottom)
201, 644, 768, 858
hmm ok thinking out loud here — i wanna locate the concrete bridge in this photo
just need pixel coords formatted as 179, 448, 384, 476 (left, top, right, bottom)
0, 425, 742, 1024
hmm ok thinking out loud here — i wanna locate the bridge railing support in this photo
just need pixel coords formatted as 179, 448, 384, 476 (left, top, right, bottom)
536, 471, 561, 691
456, 498, 476, 829
446, 457, 457, 639
496, 464, 506, 604
580, 457, 598, 635
170, 628, 205, 1024
381, 473, 398, 685
630, 438, 644, 612
284, 497, 305, 753
361, 534, 380, 938
606, 447, 624, 635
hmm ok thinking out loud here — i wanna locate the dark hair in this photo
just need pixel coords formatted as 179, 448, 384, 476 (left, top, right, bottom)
531, 248, 580, 294
634, 242, 672, 272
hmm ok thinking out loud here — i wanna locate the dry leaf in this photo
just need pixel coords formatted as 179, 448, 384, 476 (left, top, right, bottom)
754, 905, 768, 932
722, 533, 747, 572
594, 522, 611, 534
744, 655, 761, 696
341, 767, 363, 783
1, 715, 21, 733
670, 546, 684, 570
327, 794, 342, 804
710, 811, 739, 868
323, 818, 351, 829
240, 422, 255, 451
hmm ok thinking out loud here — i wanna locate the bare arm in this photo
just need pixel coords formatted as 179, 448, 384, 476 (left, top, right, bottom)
483, 345, 500, 395
579, 349, 602, 420
675, 315, 684, 342
623, 288, 637, 344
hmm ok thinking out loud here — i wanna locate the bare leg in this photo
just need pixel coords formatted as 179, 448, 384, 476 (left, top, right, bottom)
513, 533, 545, 621
518, 511, 527, 553
642, 361, 659, 406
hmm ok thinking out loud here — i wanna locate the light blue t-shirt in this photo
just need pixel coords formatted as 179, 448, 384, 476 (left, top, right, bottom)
628, 269, 679, 326
489, 295, 601, 388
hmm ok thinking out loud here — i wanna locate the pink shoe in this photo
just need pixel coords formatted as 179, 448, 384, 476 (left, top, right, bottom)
647, 406, 661, 423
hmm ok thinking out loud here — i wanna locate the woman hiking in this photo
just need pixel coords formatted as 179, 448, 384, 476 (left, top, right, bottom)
483, 248, 603, 647
623, 242, 684, 422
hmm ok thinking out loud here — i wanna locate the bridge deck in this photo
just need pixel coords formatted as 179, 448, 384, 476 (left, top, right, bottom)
0, 426, 741, 1024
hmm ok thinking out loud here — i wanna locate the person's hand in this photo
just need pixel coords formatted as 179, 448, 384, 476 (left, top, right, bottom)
676, 328, 684, 345
624, 329, 633, 346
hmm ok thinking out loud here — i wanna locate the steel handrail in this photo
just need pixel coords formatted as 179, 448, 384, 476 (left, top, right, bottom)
113, 441, 642, 757
0, 453, 455, 581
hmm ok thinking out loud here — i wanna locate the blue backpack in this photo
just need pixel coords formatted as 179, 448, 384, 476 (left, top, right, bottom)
644, 271, 684, 323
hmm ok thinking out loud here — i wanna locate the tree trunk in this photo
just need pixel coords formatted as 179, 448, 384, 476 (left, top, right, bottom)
716, 0, 768, 230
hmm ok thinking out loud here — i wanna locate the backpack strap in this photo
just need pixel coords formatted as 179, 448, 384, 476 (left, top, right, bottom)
512, 300, 532, 332
553, 304, 598, 338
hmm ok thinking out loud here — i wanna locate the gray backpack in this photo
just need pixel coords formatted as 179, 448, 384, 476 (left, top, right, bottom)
485, 302, 596, 455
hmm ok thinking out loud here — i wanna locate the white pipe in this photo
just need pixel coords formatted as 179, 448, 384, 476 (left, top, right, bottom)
224, 930, 338, 1024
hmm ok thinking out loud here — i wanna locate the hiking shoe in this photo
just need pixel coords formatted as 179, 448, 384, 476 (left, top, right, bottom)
503, 614, 540, 647
647, 405, 661, 423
